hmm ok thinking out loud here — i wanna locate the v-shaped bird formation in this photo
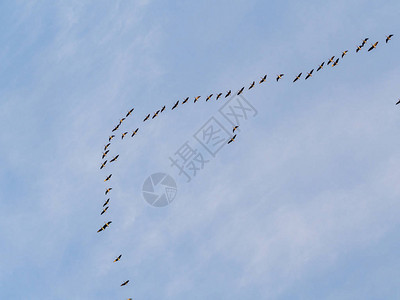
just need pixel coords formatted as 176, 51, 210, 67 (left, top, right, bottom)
97, 34, 395, 298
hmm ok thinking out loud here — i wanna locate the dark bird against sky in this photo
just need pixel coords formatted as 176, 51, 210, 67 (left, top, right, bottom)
368, 41, 378, 51
293, 73, 302, 82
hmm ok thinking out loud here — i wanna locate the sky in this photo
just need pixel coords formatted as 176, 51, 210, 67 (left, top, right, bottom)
0, 0, 400, 299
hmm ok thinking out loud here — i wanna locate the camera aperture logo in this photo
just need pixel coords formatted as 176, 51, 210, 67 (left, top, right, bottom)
142, 173, 177, 207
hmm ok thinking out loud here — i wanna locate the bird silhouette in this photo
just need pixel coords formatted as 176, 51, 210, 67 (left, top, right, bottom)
386, 34, 393, 43
293, 73, 302, 82
101, 206, 109, 215
305, 69, 314, 80
100, 160, 107, 169
216, 93, 223, 100
206, 94, 213, 101
131, 128, 138, 137
317, 62, 325, 71
105, 188, 112, 195
237, 87, 245, 95
103, 198, 110, 207
172, 101, 179, 110
249, 81, 255, 89
276, 74, 284, 82
368, 41, 378, 51
225, 90, 231, 98
110, 155, 119, 163
114, 255, 122, 262
194, 96, 201, 103
126, 108, 134, 117
121, 280, 129, 286
341, 50, 348, 58
182, 97, 189, 104
227, 134, 237, 144
260, 75, 267, 83
327, 56, 335, 65
102, 150, 109, 159
104, 174, 112, 182
143, 114, 150, 122
108, 135, 115, 142
121, 132, 128, 139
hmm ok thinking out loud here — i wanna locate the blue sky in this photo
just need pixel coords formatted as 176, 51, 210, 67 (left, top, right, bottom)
1, 1, 399, 299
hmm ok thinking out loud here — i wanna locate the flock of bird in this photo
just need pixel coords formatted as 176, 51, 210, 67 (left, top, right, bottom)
97, 34, 394, 298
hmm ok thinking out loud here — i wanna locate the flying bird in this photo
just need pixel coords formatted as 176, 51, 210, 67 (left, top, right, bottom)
368, 41, 378, 51
152, 110, 160, 119
259, 75, 267, 83
119, 118, 125, 124
101, 206, 109, 215
248, 81, 255, 89
110, 155, 119, 163
237, 87, 244, 95
160, 105, 166, 113
216, 93, 223, 100
276, 74, 284, 82
112, 124, 120, 132
121, 132, 128, 139
171, 100, 179, 110
386, 34, 393, 43
143, 114, 150, 122
105, 188, 112, 195
396, 99, 400, 105
109, 135, 115, 142
100, 160, 107, 170
233, 125, 239, 133
121, 280, 129, 287
356, 45, 363, 53
114, 255, 122, 262
341, 50, 348, 58
104, 174, 112, 182
327, 56, 335, 65
126, 108, 134, 117
104, 143, 111, 151
182, 97, 189, 104
227, 134, 237, 144
332, 58, 339, 67
206, 94, 213, 101
103, 198, 109, 207
194, 96, 201, 103
293, 73, 302, 82
102, 150, 109, 159
131, 128, 138, 137
361, 38, 369, 46
305, 69, 314, 80
317, 62, 325, 71
225, 90, 231, 98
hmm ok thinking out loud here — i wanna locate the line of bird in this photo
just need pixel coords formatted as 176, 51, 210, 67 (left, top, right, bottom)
96, 34, 394, 296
